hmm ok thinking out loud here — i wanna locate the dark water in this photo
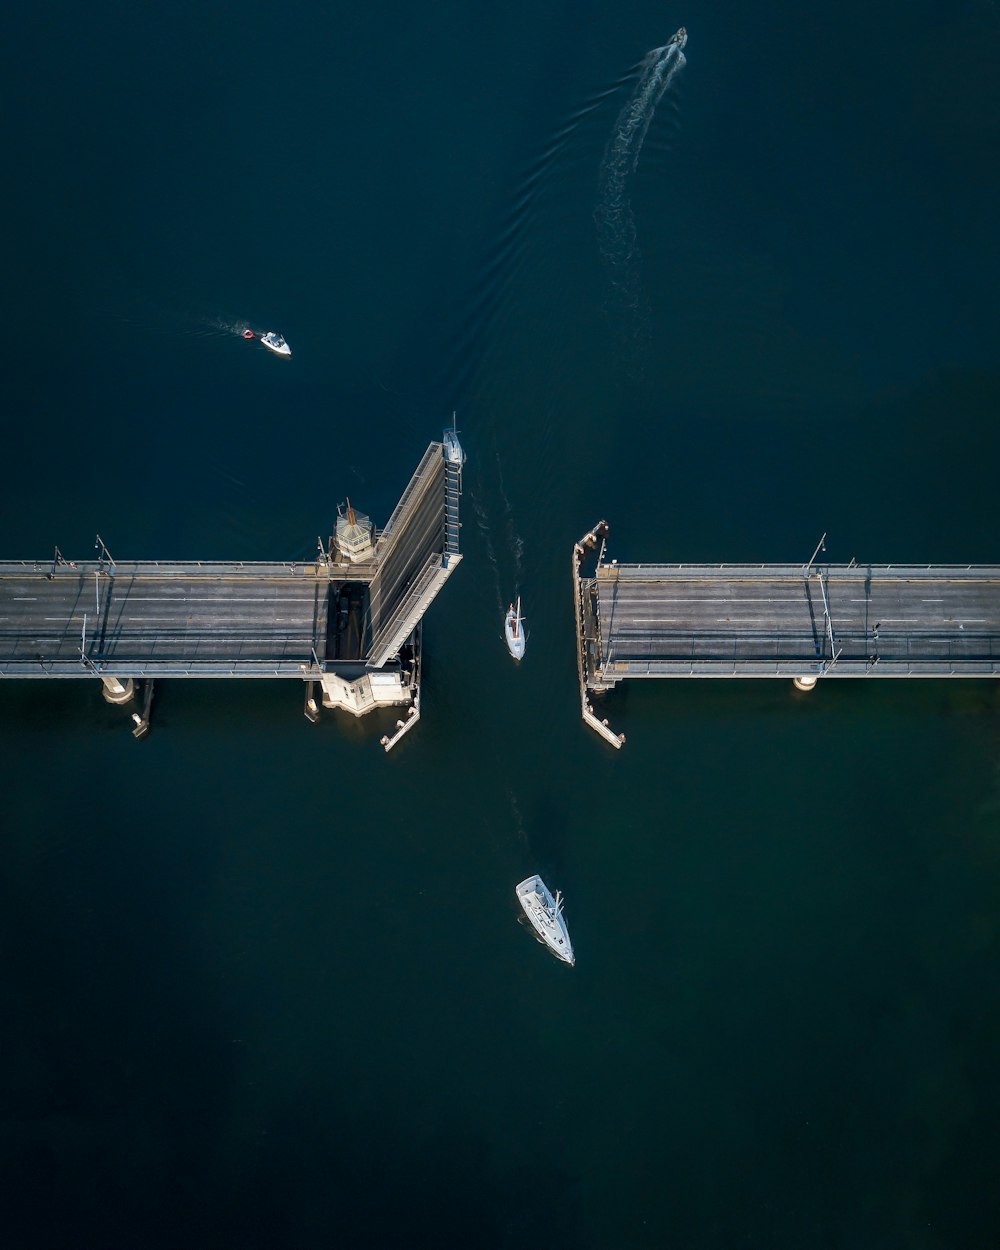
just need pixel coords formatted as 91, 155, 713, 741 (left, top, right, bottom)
4, 2, 1000, 1245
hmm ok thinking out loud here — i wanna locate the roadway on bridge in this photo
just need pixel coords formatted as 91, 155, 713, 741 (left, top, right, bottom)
0, 564, 327, 676
590, 564, 1000, 679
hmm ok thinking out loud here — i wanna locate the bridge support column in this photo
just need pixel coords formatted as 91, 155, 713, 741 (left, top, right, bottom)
793, 676, 818, 693
130, 680, 154, 739
304, 681, 320, 724
100, 675, 135, 705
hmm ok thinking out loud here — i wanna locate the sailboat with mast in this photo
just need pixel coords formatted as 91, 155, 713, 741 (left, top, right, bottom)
516, 875, 575, 966
504, 596, 526, 661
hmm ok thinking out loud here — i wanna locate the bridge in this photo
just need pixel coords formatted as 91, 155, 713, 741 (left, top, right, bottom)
0, 432, 464, 748
573, 521, 1000, 748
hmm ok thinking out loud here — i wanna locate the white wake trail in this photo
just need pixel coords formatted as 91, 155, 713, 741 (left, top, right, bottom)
470, 487, 504, 615
494, 449, 525, 586
631, 49, 685, 169
595, 37, 687, 279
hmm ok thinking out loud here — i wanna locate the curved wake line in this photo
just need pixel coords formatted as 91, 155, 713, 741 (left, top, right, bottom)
445, 74, 636, 404
468, 439, 526, 620
470, 486, 504, 615
494, 448, 524, 588
595, 35, 687, 278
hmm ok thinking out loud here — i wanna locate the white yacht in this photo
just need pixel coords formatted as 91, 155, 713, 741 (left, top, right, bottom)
260, 331, 291, 357
504, 596, 525, 661
516, 875, 575, 966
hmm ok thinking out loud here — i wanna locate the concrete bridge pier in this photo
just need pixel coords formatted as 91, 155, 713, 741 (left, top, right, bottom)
100, 675, 135, 705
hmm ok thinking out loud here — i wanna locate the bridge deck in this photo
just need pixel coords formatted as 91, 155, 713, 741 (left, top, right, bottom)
0, 562, 330, 677
584, 562, 1000, 684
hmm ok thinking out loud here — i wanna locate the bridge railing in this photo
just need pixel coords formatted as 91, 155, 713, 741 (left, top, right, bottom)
596, 563, 1000, 580
594, 629, 1000, 680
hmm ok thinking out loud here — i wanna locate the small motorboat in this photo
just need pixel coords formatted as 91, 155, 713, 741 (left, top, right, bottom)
516, 875, 575, 966
504, 596, 525, 661
260, 331, 291, 357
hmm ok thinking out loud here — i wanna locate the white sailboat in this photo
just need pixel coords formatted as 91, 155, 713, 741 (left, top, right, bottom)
504, 596, 525, 661
516, 875, 575, 966
443, 412, 465, 467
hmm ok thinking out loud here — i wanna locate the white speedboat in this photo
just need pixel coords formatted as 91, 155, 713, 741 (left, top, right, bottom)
504, 596, 525, 661
260, 331, 291, 357
516, 875, 575, 966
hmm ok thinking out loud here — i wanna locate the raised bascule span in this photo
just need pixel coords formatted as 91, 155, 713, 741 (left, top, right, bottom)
0, 431, 463, 750
573, 521, 1000, 748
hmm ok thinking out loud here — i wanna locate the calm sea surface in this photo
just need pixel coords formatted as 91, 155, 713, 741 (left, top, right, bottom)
4, 2, 1000, 1246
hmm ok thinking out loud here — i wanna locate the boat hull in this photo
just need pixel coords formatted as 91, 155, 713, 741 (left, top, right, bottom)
443, 429, 465, 466
504, 598, 525, 660
260, 333, 291, 357
516, 875, 574, 965
504, 614, 525, 660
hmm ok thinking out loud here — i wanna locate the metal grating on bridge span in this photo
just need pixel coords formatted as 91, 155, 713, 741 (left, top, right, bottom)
366, 442, 463, 668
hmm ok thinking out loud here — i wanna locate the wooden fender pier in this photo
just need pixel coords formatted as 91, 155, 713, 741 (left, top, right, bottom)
574, 521, 1000, 746
0, 434, 463, 749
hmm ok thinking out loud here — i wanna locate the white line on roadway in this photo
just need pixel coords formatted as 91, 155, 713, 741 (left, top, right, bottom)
125, 597, 307, 603
606, 597, 804, 604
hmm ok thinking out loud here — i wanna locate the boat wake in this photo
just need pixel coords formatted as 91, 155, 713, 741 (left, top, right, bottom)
595, 29, 687, 313
470, 487, 504, 616
508, 788, 529, 848
210, 317, 253, 337
469, 442, 525, 619
494, 448, 525, 587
